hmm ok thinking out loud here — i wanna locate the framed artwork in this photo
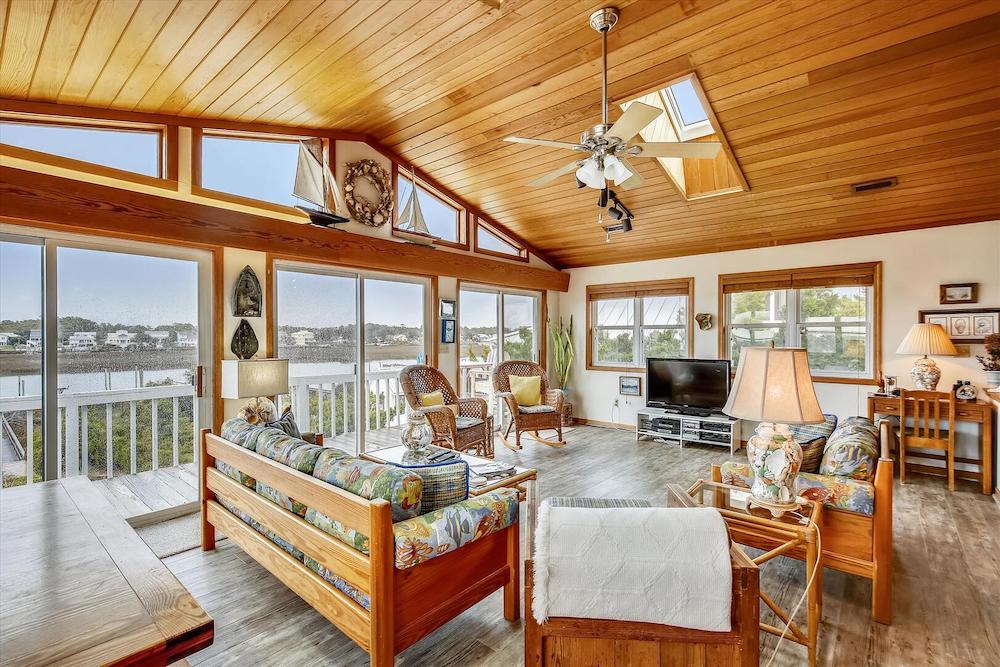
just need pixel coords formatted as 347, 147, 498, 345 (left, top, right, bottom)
619, 376, 641, 396
439, 298, 456, 318
441, 318, 456, 344
919, 308, 999, 343
939, 282, 978, 304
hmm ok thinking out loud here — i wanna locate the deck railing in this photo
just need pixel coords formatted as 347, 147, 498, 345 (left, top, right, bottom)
282, 369, 409, 440
0, 383, 197, 485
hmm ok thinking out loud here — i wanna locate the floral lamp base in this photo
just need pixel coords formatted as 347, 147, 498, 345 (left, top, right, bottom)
910, 356, 941, 390
746, 422, 804, 518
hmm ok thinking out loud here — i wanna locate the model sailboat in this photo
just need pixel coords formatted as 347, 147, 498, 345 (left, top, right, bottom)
395, 165, 437, 246
293, 139, 350, 227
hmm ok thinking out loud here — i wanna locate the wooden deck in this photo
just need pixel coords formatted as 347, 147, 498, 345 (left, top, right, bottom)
91, 463, 198, 520
90, 426, 406, 521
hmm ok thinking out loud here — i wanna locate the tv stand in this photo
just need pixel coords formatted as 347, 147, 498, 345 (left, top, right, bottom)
637, 407, 741, 454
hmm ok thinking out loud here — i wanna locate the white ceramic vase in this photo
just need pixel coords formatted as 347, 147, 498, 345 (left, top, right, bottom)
746, 423, 803, 517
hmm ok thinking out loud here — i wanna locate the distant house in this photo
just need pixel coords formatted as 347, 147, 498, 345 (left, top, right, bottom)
26, 329, 42, 351
105, 330, 136, 349
67, 331, 98, 351
148, 331, 171, 349
175, 332, 197, 348
290, 330, 316, 346
0, 332, 20, 346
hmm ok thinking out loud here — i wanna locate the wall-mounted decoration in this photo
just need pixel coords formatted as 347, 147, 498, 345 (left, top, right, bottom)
441, 318, 456, 344
695, 313, 713, 331
619, 376, 641, 396
920, 308, 999, 343
344, 159, 393, 227
233, 265, 262, 317
939, 282, 978, 304
231, 319, 259, 359
439, 298, 456, 319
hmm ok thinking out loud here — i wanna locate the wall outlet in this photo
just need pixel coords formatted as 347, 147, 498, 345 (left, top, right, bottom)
613, 398, 619, 407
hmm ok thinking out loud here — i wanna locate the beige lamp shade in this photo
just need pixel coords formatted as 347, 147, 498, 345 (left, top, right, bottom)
723, 347, 824, 424
895, 323, 957, 356
221, 358, 289, 399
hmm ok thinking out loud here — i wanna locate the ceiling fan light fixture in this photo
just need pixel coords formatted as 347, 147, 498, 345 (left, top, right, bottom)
576, 158, 605, 189
603, 154, 631, 186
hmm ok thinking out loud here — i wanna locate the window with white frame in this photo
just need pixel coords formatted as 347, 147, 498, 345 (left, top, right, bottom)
722, 263, 880, 381
587, 280, 692, 369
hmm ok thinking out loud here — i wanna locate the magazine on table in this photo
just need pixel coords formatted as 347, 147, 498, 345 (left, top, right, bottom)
468, 461, 516, 487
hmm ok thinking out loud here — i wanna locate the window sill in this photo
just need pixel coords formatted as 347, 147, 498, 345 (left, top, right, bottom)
587, 364, 642, 373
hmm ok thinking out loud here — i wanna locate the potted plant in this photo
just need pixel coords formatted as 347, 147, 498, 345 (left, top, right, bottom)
548, 316, 574, 395
977, 333, 1000, 390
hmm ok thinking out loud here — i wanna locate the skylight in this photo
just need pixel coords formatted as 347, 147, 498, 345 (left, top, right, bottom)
661, 78, 712, 140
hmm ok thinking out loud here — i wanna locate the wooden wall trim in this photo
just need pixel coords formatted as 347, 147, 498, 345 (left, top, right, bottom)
0, 166, 569, 293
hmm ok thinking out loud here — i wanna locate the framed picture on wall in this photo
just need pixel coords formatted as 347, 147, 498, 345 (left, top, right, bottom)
439, 299, 456, 318
939, 282, 977, 304
441, 318, 456, 344
619, 376, 641, 396
919, 308, 999, 343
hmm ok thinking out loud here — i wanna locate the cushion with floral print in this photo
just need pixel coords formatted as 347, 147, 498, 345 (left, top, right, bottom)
818, 416, 880, 481
392, 488, 519, 570
311, 448, 423, 522
719, 462, 875, 516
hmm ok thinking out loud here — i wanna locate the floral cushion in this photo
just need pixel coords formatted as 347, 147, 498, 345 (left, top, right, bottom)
719, 462, 875, 516
819, 416, 880, 481
304, 556, 371, 610
455, 416, 484, 430
312, 448, 423, 522
392, 489, 519, 570
518, 404, 556, 414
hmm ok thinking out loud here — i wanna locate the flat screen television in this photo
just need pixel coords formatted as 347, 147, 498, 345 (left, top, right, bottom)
646, 358, 731, 415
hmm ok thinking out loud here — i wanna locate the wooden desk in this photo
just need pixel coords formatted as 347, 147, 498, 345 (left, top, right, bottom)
1, 476, 213, 666
868, 394, 993, 494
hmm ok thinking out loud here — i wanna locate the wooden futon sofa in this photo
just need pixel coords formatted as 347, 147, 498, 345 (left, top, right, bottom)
200, 419, 521, 666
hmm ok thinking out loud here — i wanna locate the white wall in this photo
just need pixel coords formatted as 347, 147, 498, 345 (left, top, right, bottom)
559, 221, 1000, 464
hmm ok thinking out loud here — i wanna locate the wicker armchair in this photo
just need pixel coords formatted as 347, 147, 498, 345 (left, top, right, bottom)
491, 360, 565, 450
399, 364, 494, 458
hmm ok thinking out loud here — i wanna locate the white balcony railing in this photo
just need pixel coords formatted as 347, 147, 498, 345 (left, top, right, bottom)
282, 369, 409, 440
0, 383, 198, 485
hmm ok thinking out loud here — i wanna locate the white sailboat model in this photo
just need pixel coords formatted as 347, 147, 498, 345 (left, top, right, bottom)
395, 165, 437, 246
293, 139, 350, 227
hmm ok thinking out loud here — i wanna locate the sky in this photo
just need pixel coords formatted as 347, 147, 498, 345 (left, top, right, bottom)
0, 242, 199, 326
0, 122, 159, 175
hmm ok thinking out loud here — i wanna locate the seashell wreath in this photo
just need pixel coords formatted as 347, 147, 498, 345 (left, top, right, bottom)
344, 159, 393, 227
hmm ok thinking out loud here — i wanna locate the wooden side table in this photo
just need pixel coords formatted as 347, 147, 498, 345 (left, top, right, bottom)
667, 480, 824, 667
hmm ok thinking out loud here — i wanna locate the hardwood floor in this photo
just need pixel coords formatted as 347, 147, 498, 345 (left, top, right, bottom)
92, 463, 198, 520
165, 425, 1000, 666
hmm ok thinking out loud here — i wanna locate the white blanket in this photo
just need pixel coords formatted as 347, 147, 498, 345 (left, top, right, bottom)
532, 504, 733, 631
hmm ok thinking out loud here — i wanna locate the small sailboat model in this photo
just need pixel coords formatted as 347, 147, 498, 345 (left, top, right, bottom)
293, 139, 350, 227
395, 165, 437, 246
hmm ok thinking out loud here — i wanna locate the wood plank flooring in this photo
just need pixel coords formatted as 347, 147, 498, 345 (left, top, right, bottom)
165, 425, 1000, 666
91, 463, 198, 519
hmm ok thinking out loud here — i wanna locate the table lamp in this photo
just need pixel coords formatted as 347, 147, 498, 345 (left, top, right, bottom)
723, 347, 824, 517
895, 323, 957, 390
222, 358, 289, 424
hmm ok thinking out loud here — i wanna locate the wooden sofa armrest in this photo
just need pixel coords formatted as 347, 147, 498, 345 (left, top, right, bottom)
878, 418, 895, 460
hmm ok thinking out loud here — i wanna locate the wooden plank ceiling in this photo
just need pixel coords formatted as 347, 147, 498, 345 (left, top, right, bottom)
1, 0, 998, 268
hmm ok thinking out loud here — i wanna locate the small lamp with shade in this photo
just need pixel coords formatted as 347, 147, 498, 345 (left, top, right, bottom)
723, 346, 825, 517
221, 358, 289, 424
895, 323, 957, 391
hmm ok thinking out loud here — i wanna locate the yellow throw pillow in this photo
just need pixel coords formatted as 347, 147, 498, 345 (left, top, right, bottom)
418, 390, 445, 407
509, 375, 542, 406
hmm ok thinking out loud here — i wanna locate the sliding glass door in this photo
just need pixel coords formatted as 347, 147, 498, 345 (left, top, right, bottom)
274, 262, 429, 454
0, 228, 213, 522
459, 285, 540, 421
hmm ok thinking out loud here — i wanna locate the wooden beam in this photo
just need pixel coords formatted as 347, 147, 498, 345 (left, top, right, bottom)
0, 166, 570, 292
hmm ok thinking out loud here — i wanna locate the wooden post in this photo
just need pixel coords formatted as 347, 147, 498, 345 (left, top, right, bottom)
504, 523, 520, 621
200, 428, 215, 551
368, 499, 394, 667
523, 560, 541, 667
872, 426, 894, 624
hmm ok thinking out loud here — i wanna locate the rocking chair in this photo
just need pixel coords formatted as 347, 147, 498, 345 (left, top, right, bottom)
399, 364, 493, 458
491, 360, 565, 450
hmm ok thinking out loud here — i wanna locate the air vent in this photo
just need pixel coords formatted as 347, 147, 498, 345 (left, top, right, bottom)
852, 177, 898, 193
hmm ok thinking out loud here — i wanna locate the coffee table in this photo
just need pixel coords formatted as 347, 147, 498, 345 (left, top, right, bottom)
363, 445, 539, 554
667, 480, 824, 667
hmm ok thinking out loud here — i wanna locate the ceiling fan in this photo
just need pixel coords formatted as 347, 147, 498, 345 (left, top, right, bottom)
505, 7, 722, 190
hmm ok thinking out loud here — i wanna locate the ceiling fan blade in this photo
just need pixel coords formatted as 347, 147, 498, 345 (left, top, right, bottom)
527, 160, 583, 187
617, 157, 644, 190
504, 136, 585, 151
630, 141, 722, 159
607, 102, 662, 143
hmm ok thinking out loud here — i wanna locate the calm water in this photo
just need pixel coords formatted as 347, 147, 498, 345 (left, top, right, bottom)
0, 359, 415, 398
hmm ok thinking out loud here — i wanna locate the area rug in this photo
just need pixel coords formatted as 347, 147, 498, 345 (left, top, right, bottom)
135, 512, 204, 559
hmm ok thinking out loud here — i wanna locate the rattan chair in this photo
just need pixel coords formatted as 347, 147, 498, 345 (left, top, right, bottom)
399, 364, 494, 458
491, 360, 565, 450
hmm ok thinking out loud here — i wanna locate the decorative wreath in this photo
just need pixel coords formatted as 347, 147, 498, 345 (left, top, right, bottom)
344, 159, 393, 227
